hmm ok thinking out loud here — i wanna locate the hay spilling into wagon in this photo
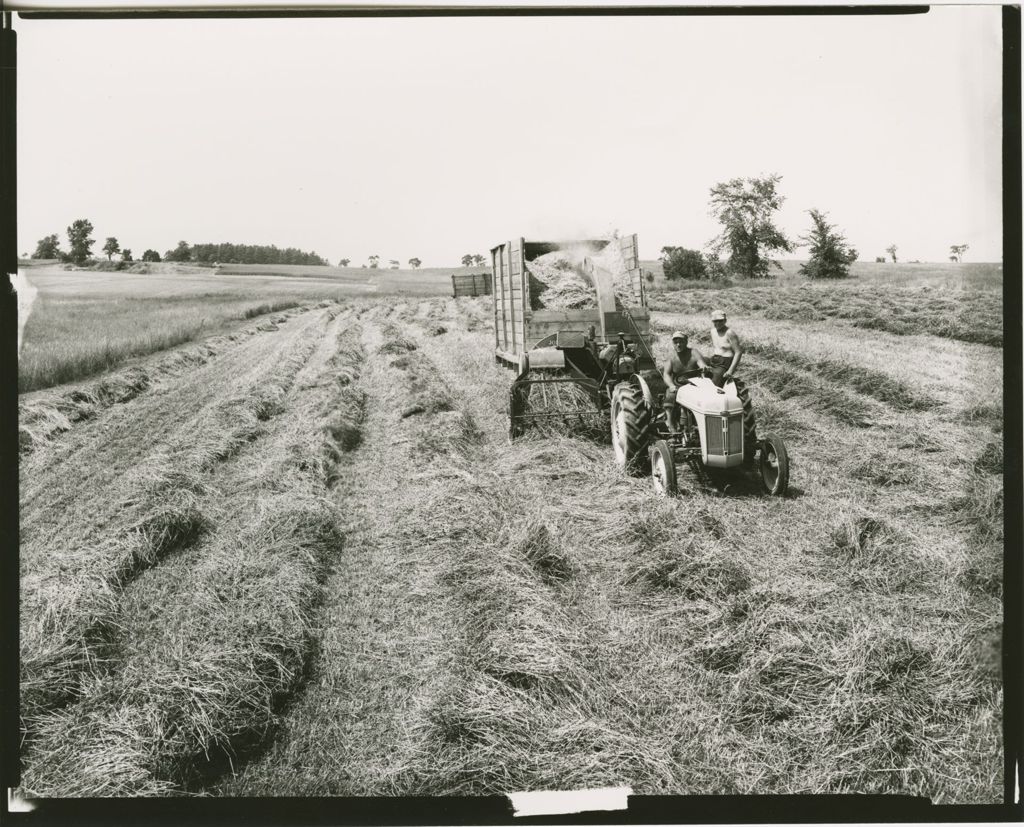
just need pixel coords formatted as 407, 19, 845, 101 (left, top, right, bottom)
526, 242, 637, 311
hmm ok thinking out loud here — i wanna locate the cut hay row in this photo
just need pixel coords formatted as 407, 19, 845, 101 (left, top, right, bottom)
742, 341, 937, 411
207, 314, 486, 795
19, 322, 367, 797
650, 308, 1001, 421
19, 310, 337, 729
649, 283, 1002, 347
17, 303, 334, 454
742, 358, 880, 428
20, 499, 341, 797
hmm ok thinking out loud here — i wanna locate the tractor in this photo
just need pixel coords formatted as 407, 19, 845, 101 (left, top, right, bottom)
491, 234, 790, 496
610, 368, 790, 497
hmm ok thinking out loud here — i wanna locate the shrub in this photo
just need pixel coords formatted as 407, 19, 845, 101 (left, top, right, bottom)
661, 247, 708, 280
799, 209, 858, 279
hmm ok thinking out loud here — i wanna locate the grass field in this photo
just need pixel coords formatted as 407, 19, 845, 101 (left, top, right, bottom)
17, 262, 1005, 802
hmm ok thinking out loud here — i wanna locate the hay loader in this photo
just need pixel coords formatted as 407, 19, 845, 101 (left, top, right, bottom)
491, 235, 657, 438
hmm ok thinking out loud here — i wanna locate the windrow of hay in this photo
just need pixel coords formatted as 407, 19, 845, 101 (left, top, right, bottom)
18, 306, 333, 454
19, 314, 330, 729
21, 497, 342, 797
20, 458, 212, 726
649, 282, 1002, 347
320, 326, 369, 483
744, 341, 936, 411
409, 457, 674, 794
744, 360, 877, 428
20, 321, 366, 796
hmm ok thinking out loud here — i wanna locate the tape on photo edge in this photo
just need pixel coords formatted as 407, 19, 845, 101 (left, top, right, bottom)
506, 785, 632, 818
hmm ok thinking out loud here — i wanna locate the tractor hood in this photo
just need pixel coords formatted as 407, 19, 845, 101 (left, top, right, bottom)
675, 377, 745, 417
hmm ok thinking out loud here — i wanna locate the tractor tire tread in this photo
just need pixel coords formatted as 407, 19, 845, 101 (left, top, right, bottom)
613, 383, 653, 475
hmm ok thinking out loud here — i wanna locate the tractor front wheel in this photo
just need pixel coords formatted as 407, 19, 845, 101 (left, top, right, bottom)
758, 433, 789, 496
611, 383, 652, 476
650, 440, 677, 497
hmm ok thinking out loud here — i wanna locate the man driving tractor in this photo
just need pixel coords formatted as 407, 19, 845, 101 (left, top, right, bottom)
660, 311, 754, 454
661, 330, 707, 432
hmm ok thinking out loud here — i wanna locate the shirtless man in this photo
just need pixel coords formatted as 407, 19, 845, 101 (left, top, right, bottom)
709, 309, 742, 388
661, 330, 707, 431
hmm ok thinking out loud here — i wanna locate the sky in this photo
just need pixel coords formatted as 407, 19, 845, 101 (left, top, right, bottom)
16, 6, 1004, 267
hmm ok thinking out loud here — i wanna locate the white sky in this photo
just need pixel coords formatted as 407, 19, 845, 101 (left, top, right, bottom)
16, 6, 1004, 266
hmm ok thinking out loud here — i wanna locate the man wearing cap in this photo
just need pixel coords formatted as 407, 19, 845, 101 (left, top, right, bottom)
709, 309, 743, 388
661, 331, 707, 431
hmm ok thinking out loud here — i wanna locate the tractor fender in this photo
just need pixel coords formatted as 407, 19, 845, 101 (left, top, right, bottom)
632, 373, 656, 411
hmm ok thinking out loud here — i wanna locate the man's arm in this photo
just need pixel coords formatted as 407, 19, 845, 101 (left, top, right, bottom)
662, 360, 675, 388
725, 331, 742, 376
692, 346, 708, 371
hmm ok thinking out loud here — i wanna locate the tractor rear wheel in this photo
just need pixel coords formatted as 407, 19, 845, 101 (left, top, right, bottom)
650, 440, 677, 496
611, 383, 652, 476
759, 433, 789, 496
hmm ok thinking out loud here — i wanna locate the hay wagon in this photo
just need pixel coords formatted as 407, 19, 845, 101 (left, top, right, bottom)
451, 271, 492, 298
490, 235, 652, 373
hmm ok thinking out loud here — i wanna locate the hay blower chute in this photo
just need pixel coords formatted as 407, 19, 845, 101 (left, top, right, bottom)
491, 236, 657, 439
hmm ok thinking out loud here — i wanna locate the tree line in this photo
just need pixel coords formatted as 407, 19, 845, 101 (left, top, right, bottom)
176, 242, 328, 266
661, 174, 970, 281
31, 219, 328, 267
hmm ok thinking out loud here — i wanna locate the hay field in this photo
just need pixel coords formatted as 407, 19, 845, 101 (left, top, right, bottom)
17, 266, 375, 392
17, 266, 1004, 803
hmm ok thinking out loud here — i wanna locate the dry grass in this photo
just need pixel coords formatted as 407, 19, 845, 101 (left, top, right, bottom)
17, 267, 357, 392
19, 318, 366, 796
19, 309, 336, 735
19, 284, 1003, 803
650, 275, 1002, 347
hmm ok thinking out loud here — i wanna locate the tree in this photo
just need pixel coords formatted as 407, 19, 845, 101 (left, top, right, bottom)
32, 234, 61, 259
165, 240, 192, 262
388, 259, 400, 269
141, 249, 161, 262
886, 244, 898, 263
368, 254, 379, 269
661, 247, 709, 281
798, 209, 858, 279
950, 243, 969, 263
408, 257, 421, 269
66, 218, 95, 265
103, 237, 121, 261
707, 174, 793, 278
338, 258, 351, 267
461, 254, 474, 267
472, 254, 485, 266
121, 248, 133, 262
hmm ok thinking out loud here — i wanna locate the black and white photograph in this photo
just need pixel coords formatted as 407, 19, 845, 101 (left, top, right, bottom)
4, 0, 1018, 818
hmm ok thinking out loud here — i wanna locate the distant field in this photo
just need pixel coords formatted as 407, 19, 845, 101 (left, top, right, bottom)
650, 281, 1003, 348
214, 262, 487, 295
17, 267, 367, 392
640, 259, 1003, 292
